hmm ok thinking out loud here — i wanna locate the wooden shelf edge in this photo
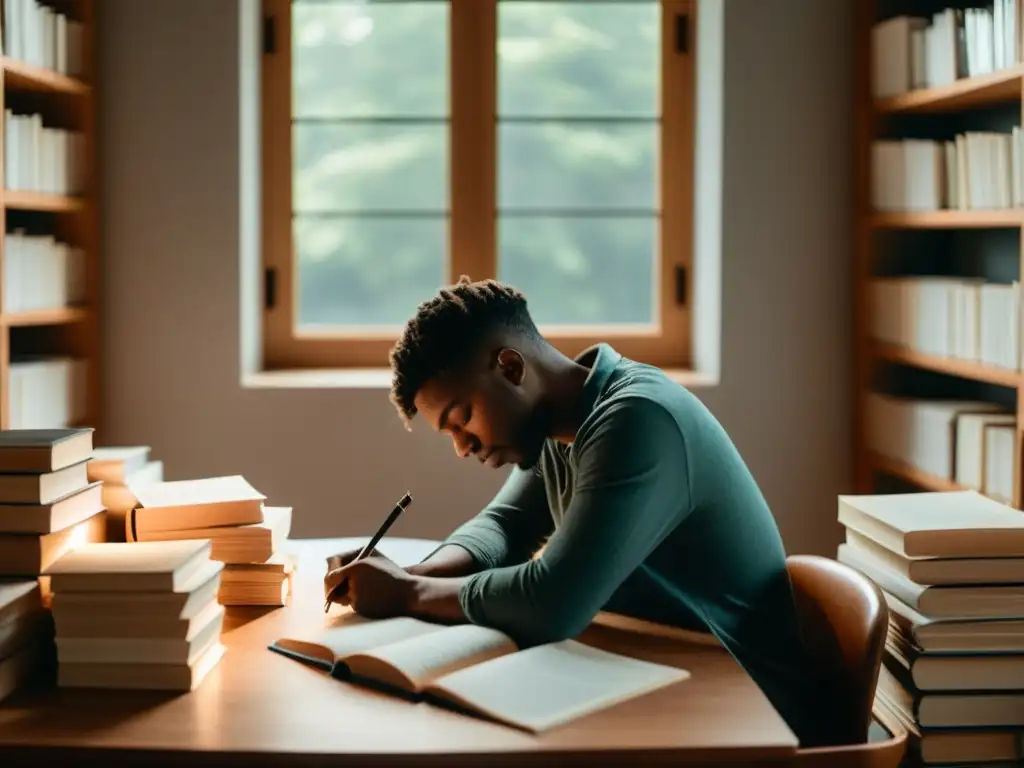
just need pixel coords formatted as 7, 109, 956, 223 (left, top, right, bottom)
2, 308, 89, 327
3, 191, 85, 212
875, 64, 1024, 114
867, 209, 1024, 228
873, 344, 1022, 387
870, 453, 967, 492
1, 57, 89, 94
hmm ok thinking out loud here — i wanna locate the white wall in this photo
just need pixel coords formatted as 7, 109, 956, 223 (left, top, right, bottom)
97, 0, 851, 556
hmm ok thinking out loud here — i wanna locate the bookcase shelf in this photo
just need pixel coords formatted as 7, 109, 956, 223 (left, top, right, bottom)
873, 344, 1023, 387
1, 57, 89, 95
0, 0, 99, 437
856, 2, 1024, 508
2, 308, 88, 327
868, 210, 1024, 229
871, 453, 967, 493
4, 191, 85, 213
875, 62, 1024, 114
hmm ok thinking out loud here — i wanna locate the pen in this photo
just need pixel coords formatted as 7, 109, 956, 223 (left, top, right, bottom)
324, 491, 413, 612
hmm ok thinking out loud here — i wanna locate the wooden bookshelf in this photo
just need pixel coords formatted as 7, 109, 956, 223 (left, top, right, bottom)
871, 453, 967, 493
876, 62, 1024, 114
4, 191, 85, 213
1, 307, 88, 327
855, 2, 1024, 508
0, 1, 99, 436
1, 57, 89, 96
868, 209, 1024, 228
873, 343, 1023, 387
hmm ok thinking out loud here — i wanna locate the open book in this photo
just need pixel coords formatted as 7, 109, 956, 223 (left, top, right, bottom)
268, 614, 690, 733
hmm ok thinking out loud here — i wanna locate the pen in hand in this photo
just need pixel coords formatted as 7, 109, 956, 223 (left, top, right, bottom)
324, 491, 413, 613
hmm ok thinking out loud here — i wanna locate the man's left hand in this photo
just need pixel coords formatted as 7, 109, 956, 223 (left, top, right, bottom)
324, 557, 417, 619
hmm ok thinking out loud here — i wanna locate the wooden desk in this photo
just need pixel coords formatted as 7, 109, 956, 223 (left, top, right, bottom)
0, 537, 800, 767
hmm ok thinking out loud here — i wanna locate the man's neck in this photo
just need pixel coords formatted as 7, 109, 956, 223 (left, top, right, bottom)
535, 353, 593, 444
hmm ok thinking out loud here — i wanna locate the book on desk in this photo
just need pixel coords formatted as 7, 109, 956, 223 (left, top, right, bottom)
269, 612, 690, 733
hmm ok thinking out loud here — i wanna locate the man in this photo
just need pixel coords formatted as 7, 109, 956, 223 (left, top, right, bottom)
325, 276, 831, 746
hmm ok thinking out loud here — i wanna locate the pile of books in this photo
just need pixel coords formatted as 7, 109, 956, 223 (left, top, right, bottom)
86, 445, 163, 542
0, 428, 106, 605
43, 539, 226, 691
124, 475, 294, 606
837, 489, 1024, 765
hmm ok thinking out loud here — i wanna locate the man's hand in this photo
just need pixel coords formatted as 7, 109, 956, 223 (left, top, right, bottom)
324, 557, 416, 619
325, 547, 397, 574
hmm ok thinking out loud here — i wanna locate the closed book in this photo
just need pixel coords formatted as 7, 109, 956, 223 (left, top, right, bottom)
838, 543, 1024, 618
0, 511, 105, 575
86, 446, 150, 484
0, 481, 103, 534
839, 490, 1024, 557
885, 591, 1024, 653
846, 528, 1024, 585
128, 475, 265, 536
0, 461, 89, 505
128, 506, 291, 564
43, 539, 220, 593
0, 428, 93, 473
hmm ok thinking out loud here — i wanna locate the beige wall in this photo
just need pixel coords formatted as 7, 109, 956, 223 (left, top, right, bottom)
97, 0, 852, 556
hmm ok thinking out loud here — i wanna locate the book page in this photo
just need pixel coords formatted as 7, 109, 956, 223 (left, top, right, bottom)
342, 624, 516, 693
427, 640, 690, 733
273, 614, 445, 668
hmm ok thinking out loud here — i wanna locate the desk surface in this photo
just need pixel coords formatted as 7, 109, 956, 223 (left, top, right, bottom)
0, 537, 799, 766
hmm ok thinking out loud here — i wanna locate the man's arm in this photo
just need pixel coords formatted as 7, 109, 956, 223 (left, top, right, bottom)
407, 464, 553, 579
404, 398, 692, 643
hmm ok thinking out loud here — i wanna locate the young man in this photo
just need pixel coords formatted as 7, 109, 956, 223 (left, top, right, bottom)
324, 276, 831, 746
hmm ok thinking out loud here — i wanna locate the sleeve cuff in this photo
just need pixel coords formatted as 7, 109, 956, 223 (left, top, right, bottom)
457, 571, 490, 626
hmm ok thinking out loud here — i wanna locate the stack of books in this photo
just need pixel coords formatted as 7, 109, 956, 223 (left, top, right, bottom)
837, 489, 1024, 765
0, 580, 48, 703
43, 539, 225, 691
86, 445, 163, 542
0, 428, 106, 605
124, 475, 294, 607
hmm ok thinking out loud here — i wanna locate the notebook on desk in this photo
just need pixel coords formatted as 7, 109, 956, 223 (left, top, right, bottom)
268, 614, 690, 733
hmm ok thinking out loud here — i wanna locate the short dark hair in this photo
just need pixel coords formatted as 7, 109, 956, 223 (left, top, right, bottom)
388, 276, 539, 428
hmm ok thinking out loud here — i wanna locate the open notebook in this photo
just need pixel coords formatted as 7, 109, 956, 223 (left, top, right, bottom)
268, 614, 690, 733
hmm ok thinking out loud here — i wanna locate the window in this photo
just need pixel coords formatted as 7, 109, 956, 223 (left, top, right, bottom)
261, 0, 695, 370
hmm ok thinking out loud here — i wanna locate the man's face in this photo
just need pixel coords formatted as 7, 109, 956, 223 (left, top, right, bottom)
413, 349, 548, 470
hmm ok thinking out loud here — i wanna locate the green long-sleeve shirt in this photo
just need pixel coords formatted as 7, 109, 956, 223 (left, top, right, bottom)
434, 344, 829, 746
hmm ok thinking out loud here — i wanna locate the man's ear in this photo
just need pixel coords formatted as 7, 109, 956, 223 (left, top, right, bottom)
495, 348, 526, 386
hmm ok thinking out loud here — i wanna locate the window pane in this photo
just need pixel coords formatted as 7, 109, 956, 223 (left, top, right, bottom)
294, 123, 447, 213
498, 215, 656, 325
498, 1, 659, 118
292, 2, 449, 119
498, 122, 656, 210
296, 216, 447, 328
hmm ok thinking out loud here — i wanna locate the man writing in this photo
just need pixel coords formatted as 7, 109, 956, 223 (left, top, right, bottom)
324, 276, 830, 746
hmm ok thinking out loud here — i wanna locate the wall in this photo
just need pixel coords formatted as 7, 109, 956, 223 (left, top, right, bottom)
97, 0, 851, 556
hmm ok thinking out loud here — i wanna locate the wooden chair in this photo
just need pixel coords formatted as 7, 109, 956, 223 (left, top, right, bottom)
785, 554, 908, 768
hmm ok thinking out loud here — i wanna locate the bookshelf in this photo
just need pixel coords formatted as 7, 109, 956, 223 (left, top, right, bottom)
855, 1, 1024, 507
0, 0, 98, 437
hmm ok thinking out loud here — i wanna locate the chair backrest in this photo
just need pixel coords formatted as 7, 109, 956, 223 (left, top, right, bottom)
787, 554, 888, 745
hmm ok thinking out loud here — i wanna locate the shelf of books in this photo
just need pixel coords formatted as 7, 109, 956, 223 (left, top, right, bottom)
856, 2, 1024, 763
856, 1, 1024, 509
0, 0, 100, 438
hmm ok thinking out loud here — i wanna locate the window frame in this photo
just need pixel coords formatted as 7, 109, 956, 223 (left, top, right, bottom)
261, 0, 696, 371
